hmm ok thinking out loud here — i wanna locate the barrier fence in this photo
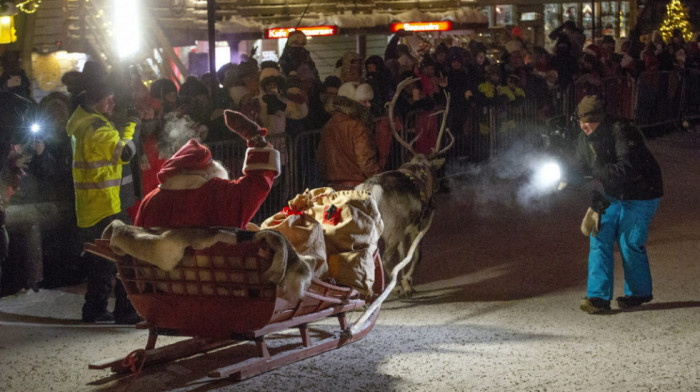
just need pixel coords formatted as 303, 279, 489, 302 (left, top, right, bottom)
208, 69, 695, 223
681, 69, 700, 123
557, 69, 697, 132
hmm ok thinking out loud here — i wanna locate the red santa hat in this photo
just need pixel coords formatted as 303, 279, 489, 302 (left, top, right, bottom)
157, 139, 213, 183
511, 26, 523, 39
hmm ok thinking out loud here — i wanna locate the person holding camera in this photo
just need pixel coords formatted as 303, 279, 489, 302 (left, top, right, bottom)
572, 95, 663, 314
66, 80, 141, 324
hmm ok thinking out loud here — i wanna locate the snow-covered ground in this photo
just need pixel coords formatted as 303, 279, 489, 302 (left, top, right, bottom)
1, 130, 699, 392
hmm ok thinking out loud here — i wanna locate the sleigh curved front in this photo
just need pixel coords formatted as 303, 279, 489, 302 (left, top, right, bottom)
87, 239, 382, 338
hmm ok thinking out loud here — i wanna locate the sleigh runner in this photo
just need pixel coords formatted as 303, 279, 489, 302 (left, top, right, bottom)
84, 237, 384, 381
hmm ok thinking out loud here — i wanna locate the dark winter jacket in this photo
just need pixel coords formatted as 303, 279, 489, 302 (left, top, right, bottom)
574, 118, 663, 201
364, 55, 394, 117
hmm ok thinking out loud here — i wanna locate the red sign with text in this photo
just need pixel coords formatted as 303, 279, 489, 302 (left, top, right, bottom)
390, 21, 453, 33
265, 25, 339, 39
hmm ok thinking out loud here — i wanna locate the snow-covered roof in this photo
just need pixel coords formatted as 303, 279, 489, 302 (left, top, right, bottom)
216, 8, 488, 34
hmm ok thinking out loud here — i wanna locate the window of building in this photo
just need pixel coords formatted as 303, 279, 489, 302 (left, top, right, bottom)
544, 4, 561, 51
582, 3, 593, 42
521, 12, 539, 22
479, 6, 492, 27
563, 3, 579, 23
600, 1, 618, 37
495, 5, 514, 26
620, 1, 630, 38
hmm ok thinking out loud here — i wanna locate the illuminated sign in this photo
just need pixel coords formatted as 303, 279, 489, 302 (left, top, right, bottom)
265, 25, 339, 39
390, 21, 453, 33
0, 16, 17, 44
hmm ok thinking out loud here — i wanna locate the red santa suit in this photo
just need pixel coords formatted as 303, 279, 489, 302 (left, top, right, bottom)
134, 139, 280, 229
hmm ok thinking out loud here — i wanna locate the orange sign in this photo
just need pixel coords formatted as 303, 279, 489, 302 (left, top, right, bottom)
390, 21, 453, 33
265, 25, 339, 39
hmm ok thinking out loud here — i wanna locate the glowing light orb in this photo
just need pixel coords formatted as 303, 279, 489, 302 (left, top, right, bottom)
534, 161, 562, 189
115, 0, 139, 59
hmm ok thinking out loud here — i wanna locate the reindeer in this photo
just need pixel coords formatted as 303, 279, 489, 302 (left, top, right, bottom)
356, 77, 454, 298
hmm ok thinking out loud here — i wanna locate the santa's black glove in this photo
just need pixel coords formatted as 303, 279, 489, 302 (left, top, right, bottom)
590, 190, 610, 214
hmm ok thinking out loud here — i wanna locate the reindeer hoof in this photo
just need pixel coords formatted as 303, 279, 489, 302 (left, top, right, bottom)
399, 279, 416, 299
398, 285, 416, 299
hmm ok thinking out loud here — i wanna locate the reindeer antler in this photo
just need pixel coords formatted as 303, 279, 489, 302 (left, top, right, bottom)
429, 90, 455, 158
386, 77, 422, 156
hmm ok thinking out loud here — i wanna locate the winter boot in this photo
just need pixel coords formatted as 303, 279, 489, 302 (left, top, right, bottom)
616, 295, 653, 309
82, 310, 115, 323
580, 297, 611, 314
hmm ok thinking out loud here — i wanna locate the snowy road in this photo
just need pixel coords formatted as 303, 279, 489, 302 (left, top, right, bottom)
1, 131, 699, 392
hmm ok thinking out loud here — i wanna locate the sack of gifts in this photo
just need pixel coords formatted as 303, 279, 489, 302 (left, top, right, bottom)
261, 206, 327, 277
290, 187, 383, 295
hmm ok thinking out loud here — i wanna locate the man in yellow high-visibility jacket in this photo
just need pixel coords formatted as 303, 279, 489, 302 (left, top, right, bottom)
67, 80, 141, 324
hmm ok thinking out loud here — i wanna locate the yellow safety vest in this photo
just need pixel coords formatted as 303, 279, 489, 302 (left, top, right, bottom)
66, 106, 136, 228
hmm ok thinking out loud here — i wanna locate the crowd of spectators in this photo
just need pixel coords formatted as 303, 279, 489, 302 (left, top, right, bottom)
0, 22, 699, 295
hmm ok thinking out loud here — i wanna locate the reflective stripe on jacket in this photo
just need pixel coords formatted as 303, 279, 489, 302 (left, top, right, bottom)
66, 105, 136, 228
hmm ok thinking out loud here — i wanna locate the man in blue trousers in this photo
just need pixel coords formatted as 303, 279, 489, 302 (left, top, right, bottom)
573, 95, 663, 314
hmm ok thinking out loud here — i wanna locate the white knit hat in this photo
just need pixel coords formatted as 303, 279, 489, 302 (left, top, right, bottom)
338, 82, 374, 102
505, 40, 523, 54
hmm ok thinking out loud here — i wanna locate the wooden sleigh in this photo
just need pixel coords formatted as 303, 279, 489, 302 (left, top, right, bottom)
84, 238, 384, 381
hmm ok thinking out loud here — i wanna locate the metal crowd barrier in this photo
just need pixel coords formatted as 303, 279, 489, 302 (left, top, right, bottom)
444, 98, 544, 173
206, 133, 292, 224
680, 68, 700, 123
634, 71, 683, 131
559, 70, 690, 133
206, 68, 697, 222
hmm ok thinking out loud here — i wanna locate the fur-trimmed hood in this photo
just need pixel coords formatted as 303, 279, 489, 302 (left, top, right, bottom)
158, 160, 229, 190
324, 95, 372, 128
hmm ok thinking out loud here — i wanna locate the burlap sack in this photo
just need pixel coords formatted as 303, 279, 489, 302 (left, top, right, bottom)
304, 188, 383, 253
327, 248, 375, 295
289, 187, 383, 295
260, 207, 328, 277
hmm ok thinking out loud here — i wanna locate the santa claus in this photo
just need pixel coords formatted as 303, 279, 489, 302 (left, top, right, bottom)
134, 110, 280, 229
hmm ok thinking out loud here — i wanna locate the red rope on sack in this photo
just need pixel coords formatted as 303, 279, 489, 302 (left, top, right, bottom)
282, 206, 303, 216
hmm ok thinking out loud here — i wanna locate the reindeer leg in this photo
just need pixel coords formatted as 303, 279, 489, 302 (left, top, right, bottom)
396, 233, 412, 298
401, 246, 420, 298
399, 225, 421, 298
382, 245, 399, 293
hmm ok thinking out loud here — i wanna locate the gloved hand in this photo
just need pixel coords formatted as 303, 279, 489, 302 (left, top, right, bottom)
223, 110, 268, 147
126, 100, 139, 118
581, 207, 601, 237
125, 101, 141, 127
262, 94, 287, 114
591, 190, 610, 213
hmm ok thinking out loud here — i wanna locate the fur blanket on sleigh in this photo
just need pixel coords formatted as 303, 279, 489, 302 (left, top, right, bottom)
101, 220, 320, 299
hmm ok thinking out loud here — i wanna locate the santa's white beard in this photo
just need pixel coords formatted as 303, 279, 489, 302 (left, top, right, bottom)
209, 160, 230, 180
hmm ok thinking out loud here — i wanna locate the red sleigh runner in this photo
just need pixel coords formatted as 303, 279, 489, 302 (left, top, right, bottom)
84, 238, 383, 381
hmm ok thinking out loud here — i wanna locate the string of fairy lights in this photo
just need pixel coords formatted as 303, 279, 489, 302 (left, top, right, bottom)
15, 0, 41, 14
659, 0, 694, 43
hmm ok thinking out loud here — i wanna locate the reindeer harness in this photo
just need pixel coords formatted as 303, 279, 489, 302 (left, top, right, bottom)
397, 166, 433, 221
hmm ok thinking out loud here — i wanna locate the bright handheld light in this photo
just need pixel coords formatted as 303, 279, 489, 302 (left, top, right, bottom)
534, 160, 562, 190
30, 123, 40, 133
114, 0, 140, 59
